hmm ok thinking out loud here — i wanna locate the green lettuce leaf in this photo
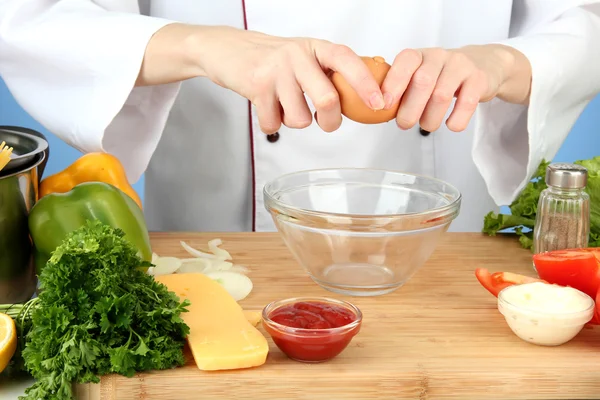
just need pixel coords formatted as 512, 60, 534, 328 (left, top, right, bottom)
482, 159, 550, 249
508, 159, 551, 219
483, 212, 535, 236
575, 156, 600, 236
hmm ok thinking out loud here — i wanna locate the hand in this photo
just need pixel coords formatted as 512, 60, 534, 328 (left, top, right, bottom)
380, 44, 532, 132
192, 26, 385, 134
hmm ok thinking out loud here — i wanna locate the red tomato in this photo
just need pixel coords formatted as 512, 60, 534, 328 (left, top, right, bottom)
533, 248, 600, 300
584, 248, 600, 263
475, 268, 544, 297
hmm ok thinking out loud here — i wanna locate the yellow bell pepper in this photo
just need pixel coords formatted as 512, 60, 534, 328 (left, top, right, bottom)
39, 152, 143, 209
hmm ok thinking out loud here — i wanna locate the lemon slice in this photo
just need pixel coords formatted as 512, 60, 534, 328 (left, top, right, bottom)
0, 313, 17, 373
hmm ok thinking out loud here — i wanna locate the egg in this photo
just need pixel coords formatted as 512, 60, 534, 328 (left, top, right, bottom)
330, 56, 399, 124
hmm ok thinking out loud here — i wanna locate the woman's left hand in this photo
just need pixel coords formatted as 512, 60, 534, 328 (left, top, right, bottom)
380, 44, 532, 133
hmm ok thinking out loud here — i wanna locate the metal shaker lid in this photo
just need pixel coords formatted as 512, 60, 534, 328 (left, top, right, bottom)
545, 163, 588, 189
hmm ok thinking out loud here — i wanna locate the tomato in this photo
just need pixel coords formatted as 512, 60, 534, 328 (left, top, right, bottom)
475, 268, 544, 297
533, 248, 600, 300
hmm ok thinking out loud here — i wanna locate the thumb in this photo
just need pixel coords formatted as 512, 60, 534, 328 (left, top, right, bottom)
313, 42, 385, 110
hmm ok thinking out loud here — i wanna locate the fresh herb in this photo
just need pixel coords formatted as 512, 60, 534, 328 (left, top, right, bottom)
483, 156, 600, 250
15, 220, 190, 400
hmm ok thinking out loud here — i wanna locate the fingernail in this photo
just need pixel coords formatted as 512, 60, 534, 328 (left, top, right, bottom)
383, 92, 394, 110
370, 92, 385, 110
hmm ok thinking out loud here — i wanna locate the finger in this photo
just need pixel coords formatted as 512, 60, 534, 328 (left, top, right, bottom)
254, 95, 282, 135
395, 49, 446, 130
294, 60, 343, 132
446, 73, 486, 132
277, 76, 313, 129
314, 42, 385, 110
419, 54, 473, 132
381, 49, 423, 110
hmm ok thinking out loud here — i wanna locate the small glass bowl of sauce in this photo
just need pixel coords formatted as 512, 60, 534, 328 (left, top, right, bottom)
261, 297, 362, 363
498, 282, 595, 346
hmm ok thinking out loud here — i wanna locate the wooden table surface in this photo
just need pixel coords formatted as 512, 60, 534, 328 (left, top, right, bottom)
75, 232, 600, 400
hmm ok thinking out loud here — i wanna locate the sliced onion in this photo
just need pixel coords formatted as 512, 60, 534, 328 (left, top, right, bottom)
208, 238, 223, 246
153, 256, 183, 276
180, 258, 209, 263
205, 271, 253, 301
150, 240, 254, 301
208, 239, 232, 260
229, 265, 250, 274
180, 241, 219, 259
177, 260, 211, 274
203, 260, 234, 273
181, 258, 213, 269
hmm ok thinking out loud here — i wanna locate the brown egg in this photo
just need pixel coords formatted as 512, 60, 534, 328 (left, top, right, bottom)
330, 56, 399, 124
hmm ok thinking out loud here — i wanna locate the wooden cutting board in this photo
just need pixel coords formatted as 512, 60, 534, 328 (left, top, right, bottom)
75, 232, 600, 400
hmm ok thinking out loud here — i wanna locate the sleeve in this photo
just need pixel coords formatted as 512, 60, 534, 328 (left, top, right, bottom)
472, 1, 600, 206
0, 0, 181, 183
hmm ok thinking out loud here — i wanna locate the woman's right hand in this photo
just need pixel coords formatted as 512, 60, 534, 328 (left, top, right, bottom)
196, 26, 385, 134
140, 24, 385, 134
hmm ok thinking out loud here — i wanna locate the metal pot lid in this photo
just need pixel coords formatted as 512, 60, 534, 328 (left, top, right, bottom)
0, 126, 49, 173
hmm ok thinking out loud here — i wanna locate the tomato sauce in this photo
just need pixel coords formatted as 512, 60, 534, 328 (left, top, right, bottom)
263, 299, 362, 363
269, 301, 357, 329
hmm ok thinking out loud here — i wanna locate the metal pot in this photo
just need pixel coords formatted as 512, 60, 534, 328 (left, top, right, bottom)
0, 127, 49, 304
0, 126, 48, 176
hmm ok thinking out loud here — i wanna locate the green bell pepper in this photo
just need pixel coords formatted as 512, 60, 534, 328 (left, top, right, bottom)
28, 181, 152, 273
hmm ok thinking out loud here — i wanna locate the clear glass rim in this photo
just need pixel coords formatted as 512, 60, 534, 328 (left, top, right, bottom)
261, 296, 363, 336
263, 167, 462, 224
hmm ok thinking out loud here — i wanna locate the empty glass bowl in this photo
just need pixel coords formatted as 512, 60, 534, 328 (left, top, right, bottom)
263, 168, 461, 296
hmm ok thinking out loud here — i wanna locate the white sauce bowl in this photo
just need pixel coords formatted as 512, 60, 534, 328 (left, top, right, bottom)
497, 282, 595, 346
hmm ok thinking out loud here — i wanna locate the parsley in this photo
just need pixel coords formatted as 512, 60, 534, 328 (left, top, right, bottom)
17, 220, 190, 400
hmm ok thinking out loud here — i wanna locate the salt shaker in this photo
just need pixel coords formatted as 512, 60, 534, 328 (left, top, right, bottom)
533, 163, 590, 255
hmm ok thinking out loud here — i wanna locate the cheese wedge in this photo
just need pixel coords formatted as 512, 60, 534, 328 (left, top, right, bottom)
155, 273, 268, 371
243, 310, 262, 327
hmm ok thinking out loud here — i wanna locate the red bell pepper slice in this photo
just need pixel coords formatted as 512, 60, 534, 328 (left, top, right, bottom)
475, 268, 544, 297
532, 248, 600, 301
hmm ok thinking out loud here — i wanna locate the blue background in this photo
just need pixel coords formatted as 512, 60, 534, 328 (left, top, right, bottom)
1, 77, 599, 214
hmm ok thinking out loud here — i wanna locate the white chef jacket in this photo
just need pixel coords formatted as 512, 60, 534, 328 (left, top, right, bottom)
1, 0, 599, 233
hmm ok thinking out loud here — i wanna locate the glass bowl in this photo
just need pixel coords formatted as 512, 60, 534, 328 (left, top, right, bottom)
263, 168, 461, 296
261, 296, 362, 363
